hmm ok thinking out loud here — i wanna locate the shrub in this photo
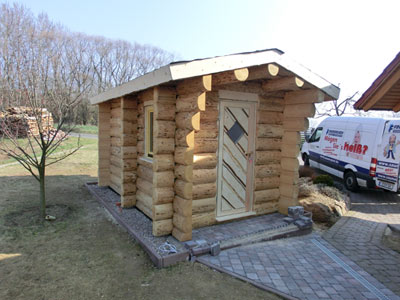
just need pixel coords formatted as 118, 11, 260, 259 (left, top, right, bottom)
313, 175, 334, 186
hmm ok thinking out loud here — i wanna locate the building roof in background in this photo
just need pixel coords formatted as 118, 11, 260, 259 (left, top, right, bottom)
90, 49, 340, 104
354, 52, 400, 111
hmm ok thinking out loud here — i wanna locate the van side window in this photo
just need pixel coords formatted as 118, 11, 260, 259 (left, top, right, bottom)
309, 127, 323, 143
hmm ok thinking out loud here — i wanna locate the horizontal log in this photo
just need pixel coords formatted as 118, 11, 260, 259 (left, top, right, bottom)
262, 76, 304, 92
173, 213, 192, 233
194, 138, 218, 153
284, 104, 316, 118
212, 68, 249, 86
176, 75, 212, 94
176, 92, 206, 112
193, 182, 217, 200
110, 156, 122, 168
136, 177, 153, 197
122, 158, 137, 171
153, 138, 175, 154
136, 189, 152, 208
280, 183, 299, 199
136, 200, 152, 219
137, 141, 144, 154
257, 124, 284, 138
255, 177, 280, 191
153, 219, 173, 236
281, 158, 299, 172
111, 136, 122, 147
153, 187, 174, 205
121, 134, 137, 147
121, 172, 136, 184
278, 196, 299, 215
175, 147, 194, 165
200, 109, 218, 122
255, 151, 281, 165
193, 168, 217, 184
195, 128, 218, 140
175, 164, 193, 182
172, 227, 192, 242
283, 118, 309, 131
254, 188, 280, 204
153, 171, 175, 188
153, 203, 173, 221
256, 138, 282, 151
192, 197, 216, 214
193, 153, 217, 169
254, 201, 278, 215
109, 181, 121, 195
175, 179, 193, 199
258, 111, 283, 125
255, 164, 280, 178
110, 126, 121, 137
192, 211, 216, 229
154, 120, 175, 138
154, 102, 176, 121
98, 102, 111, 113
175, 129, 194, 148
138, 156, 152, 169
173, 195, 192, 217
111, 107, 121, 118
176, 111, 200, 131
137, 165, 153, 182
281, 145, 300, 158
138, 88, 155, 102
121, 182, 136, 196
121, 194, 136, 208
110, 164, 122, 178
247, 64, 279, 80
282, 132, 301, 146
121, 146, 137, 159
284, 89, 324, 104
258, 96, 284, 112
111, 99, 121, 108
280, 170, 299, 185
153, 154, 174, 172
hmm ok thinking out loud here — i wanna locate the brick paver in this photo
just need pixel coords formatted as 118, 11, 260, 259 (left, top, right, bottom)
199, 234, 399, 300
323, 189, 400, 295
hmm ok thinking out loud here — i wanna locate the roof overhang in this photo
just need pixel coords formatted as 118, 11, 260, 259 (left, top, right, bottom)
354, 52, 400, 111
90, 49, 340, 105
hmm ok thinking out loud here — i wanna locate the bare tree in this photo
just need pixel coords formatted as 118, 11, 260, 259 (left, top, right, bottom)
315, 92, 359, 118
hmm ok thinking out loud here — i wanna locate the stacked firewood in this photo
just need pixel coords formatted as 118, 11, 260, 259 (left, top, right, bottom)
0, 107, 60, 138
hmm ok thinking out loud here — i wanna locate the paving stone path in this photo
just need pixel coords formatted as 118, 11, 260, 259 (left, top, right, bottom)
323, 189, 400, 296
198, 189, 400, 299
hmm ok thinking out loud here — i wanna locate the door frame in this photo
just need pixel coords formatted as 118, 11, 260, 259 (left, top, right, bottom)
216, 90, 258, 220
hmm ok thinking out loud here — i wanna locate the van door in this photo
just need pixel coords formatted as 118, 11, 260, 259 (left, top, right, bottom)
376, 120, 400, 191
307, 127, 323, 168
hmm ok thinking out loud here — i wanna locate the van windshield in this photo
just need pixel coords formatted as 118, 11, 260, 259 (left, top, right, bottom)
309, 127, 323, 143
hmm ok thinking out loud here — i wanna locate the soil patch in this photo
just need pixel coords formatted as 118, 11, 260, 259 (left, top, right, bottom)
4, 204, 73, 227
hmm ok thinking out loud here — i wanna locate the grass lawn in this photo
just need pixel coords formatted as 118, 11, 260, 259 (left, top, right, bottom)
0, 141, 281, 300
58, 124, 98, 135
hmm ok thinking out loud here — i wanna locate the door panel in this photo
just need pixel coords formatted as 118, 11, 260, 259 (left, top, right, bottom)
217, 99, 256, 218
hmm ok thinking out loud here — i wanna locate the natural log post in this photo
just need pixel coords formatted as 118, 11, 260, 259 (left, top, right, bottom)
247, 64, 279, 81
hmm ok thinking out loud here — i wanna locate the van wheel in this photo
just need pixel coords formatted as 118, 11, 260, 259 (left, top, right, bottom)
344, 171, 358, 192
302, 153, 310, 166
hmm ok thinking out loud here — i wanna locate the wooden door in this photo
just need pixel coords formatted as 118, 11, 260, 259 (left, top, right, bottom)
217, 96, 256, 218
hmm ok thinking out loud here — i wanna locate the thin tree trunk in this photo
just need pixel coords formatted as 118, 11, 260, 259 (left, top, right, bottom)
39, 165, 46, 219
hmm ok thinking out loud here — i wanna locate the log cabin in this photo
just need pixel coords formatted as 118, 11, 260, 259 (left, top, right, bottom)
90, 49, 340, 242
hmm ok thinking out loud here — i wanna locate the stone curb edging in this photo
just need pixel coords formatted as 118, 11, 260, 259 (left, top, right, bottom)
85, 182, 190, 268
197, 257, 299, 300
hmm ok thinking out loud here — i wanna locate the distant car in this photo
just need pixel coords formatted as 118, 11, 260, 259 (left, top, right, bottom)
301, 116, 400, 192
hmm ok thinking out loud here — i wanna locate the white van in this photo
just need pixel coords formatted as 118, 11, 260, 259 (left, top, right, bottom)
301, 116, 400, 192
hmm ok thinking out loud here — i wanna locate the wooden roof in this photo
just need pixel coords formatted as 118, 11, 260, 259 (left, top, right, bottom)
90, 49, 340, 105
354, 52, 400, 111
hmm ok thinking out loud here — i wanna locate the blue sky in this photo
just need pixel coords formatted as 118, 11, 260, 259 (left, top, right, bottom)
13, 0, 400, 101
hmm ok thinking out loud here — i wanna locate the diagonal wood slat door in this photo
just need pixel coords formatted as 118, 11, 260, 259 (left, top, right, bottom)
217, 97, 256, 218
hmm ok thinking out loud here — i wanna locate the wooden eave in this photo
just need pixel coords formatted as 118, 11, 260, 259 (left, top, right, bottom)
90, 49, 340, 105
354, 52, 400, 111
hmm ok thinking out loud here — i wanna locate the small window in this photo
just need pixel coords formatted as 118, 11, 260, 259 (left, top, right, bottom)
309, 127, 323, 143
145, 106, 154, 158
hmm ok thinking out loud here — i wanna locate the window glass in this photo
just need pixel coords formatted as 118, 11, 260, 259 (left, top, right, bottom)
309, 127, 323, 143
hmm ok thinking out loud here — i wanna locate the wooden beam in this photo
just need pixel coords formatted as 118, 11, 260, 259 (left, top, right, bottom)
393, 101, 400, 112
212, 68, 249, 86
247, 63, 279, 80
284, 89, 325, 104
262, 76, 304, 92
176, 75, 212, 94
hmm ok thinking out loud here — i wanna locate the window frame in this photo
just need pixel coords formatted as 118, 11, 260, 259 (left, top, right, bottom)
309, 127, 323, 143
145, 105, 154, 158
